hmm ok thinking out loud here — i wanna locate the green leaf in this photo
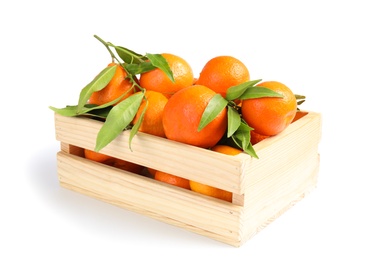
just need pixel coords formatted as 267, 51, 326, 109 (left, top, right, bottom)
227, 106, 241, 138
49, 105, 80, 117
295, 94, 306, 106
50, 104, 106, 117
231, 128, 259, 159
50, 85, 135, 117
240, 86, 284, 100
84, 105, 113, 119
228, 119, 258, 158
128, 100, 148, 150
95, 92, 144, 152
124, 62, 156, 75
77, 65, 117, 113
237, 120, 254, 131
114, 46, 145, 64
225, 79, 262, 101
198, 94, 228, 132
242, 142, 258, 159
145, 53, 175, 82
233, 131, 250, 152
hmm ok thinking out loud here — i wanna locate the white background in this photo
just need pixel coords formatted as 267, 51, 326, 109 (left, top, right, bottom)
1, 0, 389, 259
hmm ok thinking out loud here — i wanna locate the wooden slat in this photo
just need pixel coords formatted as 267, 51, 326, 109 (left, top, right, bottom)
57, 151, 244, 246
55, 113, 246, 194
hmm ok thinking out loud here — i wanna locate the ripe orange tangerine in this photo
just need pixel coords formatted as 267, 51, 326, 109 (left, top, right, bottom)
84, 149, 112, 163
139, 53, 194, 97
132, 90, 168, 138
89, 63, 136, 106
196, 55, 250, 98
162, 85, 227, 148
241, 81, 297, 136
110, 158, 144, 175
154, 170, 191, 190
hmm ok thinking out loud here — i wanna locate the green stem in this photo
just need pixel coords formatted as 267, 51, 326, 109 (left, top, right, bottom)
94, 35, 116, 62
94, 35, 145, 92
228, 100, 241, 113
129, 76, 145, 93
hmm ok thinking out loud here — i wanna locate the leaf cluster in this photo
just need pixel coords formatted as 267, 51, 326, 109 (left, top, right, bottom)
49, 35, 174, 152
295, 94, 306, 110
49, 35, 306, 159
198, 79, 284, 158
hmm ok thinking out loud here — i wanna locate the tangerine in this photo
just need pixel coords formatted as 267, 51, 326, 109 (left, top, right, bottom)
210, 144, 243, 155
189, 181, 232, 202
139, 53, 194, 97
162, 85, 227, 148
110, 158, 144, 174
241, 81, 297, 136
196, 56, 250, 98
84, 149, 112, 163
84, 149, 144, 174
250, 131, 269, 145
132, 90, 168, 138
89, 63, 136, 106
154, 170, 191, 190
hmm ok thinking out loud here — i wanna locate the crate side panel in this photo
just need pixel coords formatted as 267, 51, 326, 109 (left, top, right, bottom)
55, 113, 245, 193
242, 112, 321, 191
241, 150, 320, 243
57, 151, 243, 246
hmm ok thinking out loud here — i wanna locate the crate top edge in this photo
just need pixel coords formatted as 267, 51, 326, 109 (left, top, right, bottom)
250, 111, 321, 152
53, 111, 320, 161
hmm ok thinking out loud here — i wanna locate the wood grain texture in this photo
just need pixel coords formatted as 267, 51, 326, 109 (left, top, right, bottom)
54, 111, 322, 247
55, 113, 246, 194
57, 151, 243, 246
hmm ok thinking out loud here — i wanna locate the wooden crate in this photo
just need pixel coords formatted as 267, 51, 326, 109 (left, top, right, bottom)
54, 111, 322, 247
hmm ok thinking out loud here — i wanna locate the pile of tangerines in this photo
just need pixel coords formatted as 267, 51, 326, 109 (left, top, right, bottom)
51, 35, 305, 202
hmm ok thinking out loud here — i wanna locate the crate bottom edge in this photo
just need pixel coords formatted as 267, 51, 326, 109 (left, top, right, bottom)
58, 181, 243, 247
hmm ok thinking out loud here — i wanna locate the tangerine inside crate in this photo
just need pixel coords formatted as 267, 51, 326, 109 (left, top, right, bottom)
54, 110, 322, 247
